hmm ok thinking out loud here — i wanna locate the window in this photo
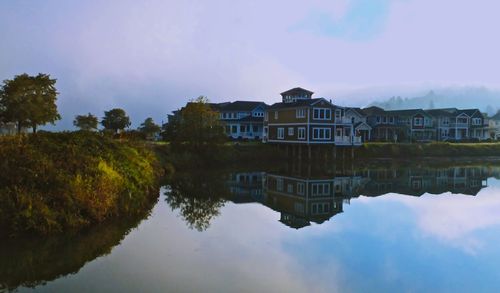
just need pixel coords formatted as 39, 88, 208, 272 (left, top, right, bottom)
288, 127, 294, 136
472, 118, 482, 125
277, 128, 284, 139
231, 125, 237, 133
264, 126, 268, 134
312, 128, 331, 140
311, 203, 330, 214
382, 116, 387, 123
311, 183, 330, 196
274, 111, 278, 120
414, 117, 423, 126
313, 108, 331, 120
287, 184, 293, 193
253, 111, 263, 117
443, 118, 449, 125
296, 109, 306, 118
297, 183, 305, 195
389, 116, 394, 124
277, 178, 283, 191
240, 125, 246, 132
298, 127, 306, 140
376, 116, 381, 123
264, 112, 268, 121
336, 128, 342, 137
335, 109, 342, 120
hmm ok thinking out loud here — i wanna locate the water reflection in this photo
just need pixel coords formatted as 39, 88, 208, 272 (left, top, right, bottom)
166, 161, 500, 230
0, 197, 157, 293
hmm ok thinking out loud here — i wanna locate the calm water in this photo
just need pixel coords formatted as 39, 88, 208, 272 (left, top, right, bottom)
3, 160, 500, 292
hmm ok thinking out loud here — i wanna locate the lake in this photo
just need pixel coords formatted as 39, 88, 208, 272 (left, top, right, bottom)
3, 159, 500, 292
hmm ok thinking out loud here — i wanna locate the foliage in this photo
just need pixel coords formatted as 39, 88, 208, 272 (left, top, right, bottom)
73, 113, 98, 131
138, 117, 161, 139
0, 73, 61, 133
101, 108, 131, 134
163, 96, 226, 153
0, 132, 161, 235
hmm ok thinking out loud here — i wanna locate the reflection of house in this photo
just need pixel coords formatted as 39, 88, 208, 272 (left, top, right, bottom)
223, 165, 495, 230
263, 173, 368, 229
264, 87, 362, 146
0, 122, 27, 135
225, 172, 265, 203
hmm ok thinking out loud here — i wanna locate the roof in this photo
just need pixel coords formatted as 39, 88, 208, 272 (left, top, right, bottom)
386, 109, 430, 117
346, 107, 366, 116
362, 106, 386, 116
425, 109, 455, 117
219, 101, 267, 112
267, 98, 330, 110
236, 116, 264, 122
280, 87, 314, 96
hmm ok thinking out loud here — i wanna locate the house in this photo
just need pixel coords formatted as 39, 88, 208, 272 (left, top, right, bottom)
218, 101, 267, 140
263, 87, 362, 146
344, 108, 372, 142
487, 111, 500, 139
426, 108, 489, 141
363, 107, 435, 142
0, 122, 16, 135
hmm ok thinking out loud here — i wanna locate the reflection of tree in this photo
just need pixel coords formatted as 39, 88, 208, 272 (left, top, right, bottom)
164, 170, 229, 231
0, 195, 157, 292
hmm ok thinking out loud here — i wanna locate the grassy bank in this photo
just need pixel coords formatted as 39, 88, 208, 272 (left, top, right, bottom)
0, 132, 161, 235
355, 142, 500, 158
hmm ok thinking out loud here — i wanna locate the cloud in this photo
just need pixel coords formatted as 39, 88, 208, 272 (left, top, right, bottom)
291, 0, 393, 40
1, 0, 500, 129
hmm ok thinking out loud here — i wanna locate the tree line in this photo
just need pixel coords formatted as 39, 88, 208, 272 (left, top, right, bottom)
0, 73, 162, 138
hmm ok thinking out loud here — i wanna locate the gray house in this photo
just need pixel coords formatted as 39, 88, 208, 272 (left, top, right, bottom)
219, 101, 268, 140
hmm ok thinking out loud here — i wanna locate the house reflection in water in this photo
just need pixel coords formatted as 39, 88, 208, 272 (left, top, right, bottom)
225, 165, 494, 229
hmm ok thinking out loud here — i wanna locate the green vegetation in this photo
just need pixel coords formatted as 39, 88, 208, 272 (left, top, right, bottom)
73, 113, 99, 131
0, 132, 161, 235
138, 117, 161, 139
163, 96, 225, 154
101, 108, 131, 134
356, 142, 500, 158
0, 73, 61, 134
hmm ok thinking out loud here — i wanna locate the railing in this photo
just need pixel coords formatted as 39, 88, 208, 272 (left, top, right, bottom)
336, 117, 353, 124
335, 136, 363, 145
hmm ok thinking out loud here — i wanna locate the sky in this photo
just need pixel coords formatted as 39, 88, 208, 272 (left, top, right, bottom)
1, 0, 500, 129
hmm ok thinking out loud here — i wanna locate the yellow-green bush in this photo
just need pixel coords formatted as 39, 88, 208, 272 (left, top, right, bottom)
0, 132, 161, 235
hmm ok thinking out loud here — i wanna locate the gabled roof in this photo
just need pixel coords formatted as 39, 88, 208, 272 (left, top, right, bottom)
346, 107, 366, 116
268, 98, 335, 110
459, 109, 480, 117
280, 87, 314, 96
219, 101, 267, 112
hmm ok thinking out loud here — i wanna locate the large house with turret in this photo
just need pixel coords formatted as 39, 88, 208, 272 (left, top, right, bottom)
263, 87, 362, 146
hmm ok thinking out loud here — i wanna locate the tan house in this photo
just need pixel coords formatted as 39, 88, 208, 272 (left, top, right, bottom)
263, 87, 362, 146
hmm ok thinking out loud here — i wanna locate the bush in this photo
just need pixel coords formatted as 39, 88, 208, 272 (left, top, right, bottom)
0, 132, 161, 235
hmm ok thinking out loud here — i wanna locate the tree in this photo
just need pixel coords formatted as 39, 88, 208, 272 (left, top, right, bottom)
74, 113, 98, 131
138, 117, 161, 139
101, 108, 131, 134
0, 73, 61, 134
164, 96, 225, 152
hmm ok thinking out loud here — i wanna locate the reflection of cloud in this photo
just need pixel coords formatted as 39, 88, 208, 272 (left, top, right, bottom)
367, 188, 500, 254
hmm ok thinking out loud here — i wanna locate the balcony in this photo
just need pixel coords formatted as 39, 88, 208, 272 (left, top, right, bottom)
336, 117, 353, 124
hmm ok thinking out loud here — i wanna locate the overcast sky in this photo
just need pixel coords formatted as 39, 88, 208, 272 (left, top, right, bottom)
1, 0, 499, 128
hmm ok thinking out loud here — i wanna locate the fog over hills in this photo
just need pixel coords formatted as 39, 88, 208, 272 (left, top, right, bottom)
368, 87, 500, 116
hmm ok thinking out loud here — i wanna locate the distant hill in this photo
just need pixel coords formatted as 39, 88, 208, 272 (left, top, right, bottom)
369, 87, 500, 116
